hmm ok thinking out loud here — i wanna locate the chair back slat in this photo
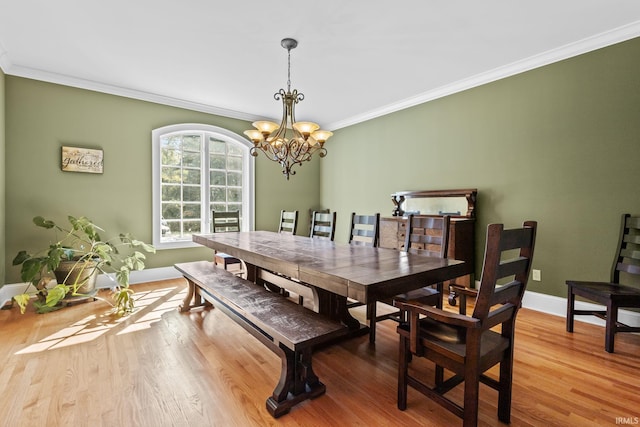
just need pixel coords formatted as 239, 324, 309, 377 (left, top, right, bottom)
625, 216, 640, 229
497, 257, 531, 280
349, 213, 380, 247
620, 247, 640, 261
212, 210, 240, 233
278, 210, 298, 235
499, 227, 535, 251
472, 221, 537, 323
310, 211, 336, 241
489, 281, 523, 306
404, 215, 450, 258
484, 303, 517, 329
612, 214, 640, 282
617, 262, 640, 276
623, 234, 640, 245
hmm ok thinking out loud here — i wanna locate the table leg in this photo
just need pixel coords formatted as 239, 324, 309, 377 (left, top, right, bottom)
314, 287, 361, 330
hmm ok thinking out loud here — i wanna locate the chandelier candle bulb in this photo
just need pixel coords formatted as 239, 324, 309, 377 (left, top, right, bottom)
243, 37, 332, 179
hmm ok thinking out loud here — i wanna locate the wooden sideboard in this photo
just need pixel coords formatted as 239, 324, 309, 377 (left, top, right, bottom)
381, 188, 478, 286
379, 216, 475, 286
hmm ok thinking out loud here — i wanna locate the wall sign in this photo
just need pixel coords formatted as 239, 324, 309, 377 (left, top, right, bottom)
61, 146, 104, 174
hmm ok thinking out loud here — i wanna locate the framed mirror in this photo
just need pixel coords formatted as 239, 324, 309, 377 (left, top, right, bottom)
390, 188, 477, 218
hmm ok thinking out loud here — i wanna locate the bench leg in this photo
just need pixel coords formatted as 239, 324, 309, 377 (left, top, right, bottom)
179, 278, 212, 312
266, 346, 325, 418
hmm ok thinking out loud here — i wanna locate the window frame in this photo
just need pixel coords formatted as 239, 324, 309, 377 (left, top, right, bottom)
152, 123, 255, 249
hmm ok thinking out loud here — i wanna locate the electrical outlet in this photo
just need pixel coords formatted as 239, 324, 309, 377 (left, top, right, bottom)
532, 269, 541, 281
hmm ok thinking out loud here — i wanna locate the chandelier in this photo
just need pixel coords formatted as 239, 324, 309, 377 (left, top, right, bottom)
243, 38, 332, 180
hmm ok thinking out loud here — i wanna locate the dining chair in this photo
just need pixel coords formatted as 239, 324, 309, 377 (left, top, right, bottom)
566, 213, 640, 352
396, 221, 537, 427
278, 210, 298, 235
348, 212, 380, 246
211, 210, 243, 275
307, 208, 329, 236
264, 209, 300, 297
367, 214, 450, 343
310, 211, 336, 241
346, 213, 380, 311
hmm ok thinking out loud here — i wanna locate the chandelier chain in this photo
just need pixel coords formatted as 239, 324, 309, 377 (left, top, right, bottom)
287, 47, 292, 92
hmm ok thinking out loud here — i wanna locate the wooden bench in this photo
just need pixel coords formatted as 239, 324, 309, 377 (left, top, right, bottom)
174, 260, 350, 418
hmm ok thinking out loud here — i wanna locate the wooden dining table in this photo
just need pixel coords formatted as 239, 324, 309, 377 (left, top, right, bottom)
192, 230, 467, 334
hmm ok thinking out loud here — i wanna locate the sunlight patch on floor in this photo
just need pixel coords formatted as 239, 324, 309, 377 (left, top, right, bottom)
15, 285, 186, 354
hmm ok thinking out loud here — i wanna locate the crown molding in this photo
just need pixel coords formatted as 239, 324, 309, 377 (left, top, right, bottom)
327, 21, 640, 131
0, 41, 10, 73
2, 21, 640, 130
4, 63, 264, 123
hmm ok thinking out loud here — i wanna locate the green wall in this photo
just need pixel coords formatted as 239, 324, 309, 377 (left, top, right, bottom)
3, 77, 320, 284
321, 37, 640, 297
0, 68, 5, 284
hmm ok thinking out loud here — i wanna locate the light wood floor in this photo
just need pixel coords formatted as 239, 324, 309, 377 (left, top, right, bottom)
1, 279, 639, 426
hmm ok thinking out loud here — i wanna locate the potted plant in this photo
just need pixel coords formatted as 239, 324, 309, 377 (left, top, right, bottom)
12, 215, 155, 315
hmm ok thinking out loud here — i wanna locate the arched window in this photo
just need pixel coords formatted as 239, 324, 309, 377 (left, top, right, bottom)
152, 124, 254, 249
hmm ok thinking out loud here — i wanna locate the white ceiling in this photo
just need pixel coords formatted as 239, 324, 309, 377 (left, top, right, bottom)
2, 1, 640, 130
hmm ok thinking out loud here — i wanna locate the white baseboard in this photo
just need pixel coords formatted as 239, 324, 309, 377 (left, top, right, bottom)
522, 289, 640, 327
1, 267, 183, 308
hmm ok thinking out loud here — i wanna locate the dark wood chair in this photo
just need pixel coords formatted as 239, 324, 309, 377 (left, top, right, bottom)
396, 215, 451, 309
310, 211, 336, 241
348, 212, 380, 247
212, 210, 242, 274
265, 210, 300, 297
278, 210, 298, 235
396, 221, 537, 427
367, 215, 450, 343
346, 213, 380, 311
566, 213, 640, 353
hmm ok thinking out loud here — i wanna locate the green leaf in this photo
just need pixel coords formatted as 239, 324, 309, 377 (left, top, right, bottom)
115, 267, 130, 287
13, 294, 31, 314
33, 300, 62, 314
33, 216, 55, 229
94, 242, 113, 261
46, 284, 68, 306
12, 250, 31, 266
20, 258, 46, 283
46, 245, 64, 271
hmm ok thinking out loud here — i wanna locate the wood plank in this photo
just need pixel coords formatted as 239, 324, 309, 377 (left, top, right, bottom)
2, 279, 639, 426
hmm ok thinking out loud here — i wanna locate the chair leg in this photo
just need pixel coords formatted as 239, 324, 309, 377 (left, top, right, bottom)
566, 285, 575, 332
435, 282, 443, 309
459, 292, 467, 316
463, 343, 481, 427
435, 365, 444, 386
463, 371, 480, 427
368, 302, 377, 344
605, 300, 617, 353
497, 349, 514, 423
397, 334, 409, 410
